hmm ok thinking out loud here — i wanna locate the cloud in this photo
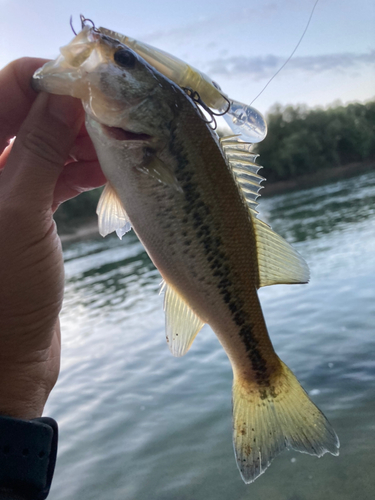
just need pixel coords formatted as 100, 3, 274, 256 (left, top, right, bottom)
141, 3, 281, 45
207, 51, 375, 81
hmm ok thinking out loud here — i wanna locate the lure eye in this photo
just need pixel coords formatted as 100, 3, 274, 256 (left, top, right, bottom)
114, 48, 136, 68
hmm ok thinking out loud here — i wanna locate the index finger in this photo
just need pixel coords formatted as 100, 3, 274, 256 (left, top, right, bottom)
0, 57, 49, 153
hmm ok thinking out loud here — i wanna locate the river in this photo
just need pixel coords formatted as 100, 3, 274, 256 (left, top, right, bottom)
47, 171, 375, 500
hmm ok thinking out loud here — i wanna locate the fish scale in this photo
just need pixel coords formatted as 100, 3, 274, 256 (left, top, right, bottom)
165, 111, 276, 385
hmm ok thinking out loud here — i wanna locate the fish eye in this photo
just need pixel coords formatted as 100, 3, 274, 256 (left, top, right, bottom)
114, 48, 136, 69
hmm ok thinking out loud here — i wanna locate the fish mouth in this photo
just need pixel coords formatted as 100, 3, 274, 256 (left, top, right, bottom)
101, 124, 152, 142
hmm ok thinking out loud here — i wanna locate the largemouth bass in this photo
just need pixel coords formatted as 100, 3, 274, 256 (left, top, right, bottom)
33, 24, 339, 483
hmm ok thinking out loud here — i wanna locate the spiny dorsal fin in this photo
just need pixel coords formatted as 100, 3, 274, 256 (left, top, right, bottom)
96, 182, 132, 239
161, 280, 205, 357
220, 135, 309, 286
220, 135, 264, 214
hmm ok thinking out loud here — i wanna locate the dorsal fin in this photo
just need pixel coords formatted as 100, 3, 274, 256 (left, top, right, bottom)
220, 135, 265, 214
220, 135, 309, 286
253, 218, 310, 286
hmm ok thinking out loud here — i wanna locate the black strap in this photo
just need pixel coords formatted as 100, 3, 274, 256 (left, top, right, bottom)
0, 416, 58, 500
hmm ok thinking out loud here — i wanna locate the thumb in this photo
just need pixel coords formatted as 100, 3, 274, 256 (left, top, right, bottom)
0, 91, 84, 211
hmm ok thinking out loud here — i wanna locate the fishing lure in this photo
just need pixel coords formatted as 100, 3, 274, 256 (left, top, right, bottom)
94, 22, 268, 143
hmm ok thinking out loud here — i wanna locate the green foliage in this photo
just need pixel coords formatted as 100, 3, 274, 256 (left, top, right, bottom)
255, 101, 375, 182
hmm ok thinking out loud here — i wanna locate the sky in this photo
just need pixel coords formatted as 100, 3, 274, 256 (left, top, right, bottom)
0, 0, 374, 116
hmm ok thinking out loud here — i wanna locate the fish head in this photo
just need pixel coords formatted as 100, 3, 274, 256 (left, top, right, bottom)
32, 25, 176, 141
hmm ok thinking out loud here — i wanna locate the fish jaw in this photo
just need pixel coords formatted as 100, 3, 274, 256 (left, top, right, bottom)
32, 58, 83, 98
86, 114, 154, 154
32, 26, 174, 138
32, 26, 98, 99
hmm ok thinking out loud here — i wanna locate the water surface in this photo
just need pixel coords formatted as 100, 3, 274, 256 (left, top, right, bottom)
47, 171, 375, 500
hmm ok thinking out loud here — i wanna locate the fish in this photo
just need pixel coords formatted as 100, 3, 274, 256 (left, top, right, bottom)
32, 23, 339, 483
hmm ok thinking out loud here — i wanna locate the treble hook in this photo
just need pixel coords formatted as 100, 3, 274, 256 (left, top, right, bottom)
182, 87, 218, 130
79, 15, 100, 32
69, 16, 77, 36
182, 87, 232, 131
208, 92, 231, 118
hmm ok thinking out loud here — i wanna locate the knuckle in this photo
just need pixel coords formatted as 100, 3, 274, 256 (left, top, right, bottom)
23, 127, 65, 167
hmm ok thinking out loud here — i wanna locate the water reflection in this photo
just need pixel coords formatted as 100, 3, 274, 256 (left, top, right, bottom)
259, 171, 375, 243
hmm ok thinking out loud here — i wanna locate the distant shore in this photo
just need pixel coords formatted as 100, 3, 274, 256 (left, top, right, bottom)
59, 219, 99, 243
261, 159, 375, 197
59, 160, 374, 243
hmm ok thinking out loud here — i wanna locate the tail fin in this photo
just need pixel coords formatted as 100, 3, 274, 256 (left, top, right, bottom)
232, 361, 339, 483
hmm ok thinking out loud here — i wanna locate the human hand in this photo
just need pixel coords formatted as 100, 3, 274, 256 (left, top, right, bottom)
0, 58, 106, 419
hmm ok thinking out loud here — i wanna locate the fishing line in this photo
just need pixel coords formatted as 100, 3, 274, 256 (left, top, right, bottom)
249, 0, 320, 106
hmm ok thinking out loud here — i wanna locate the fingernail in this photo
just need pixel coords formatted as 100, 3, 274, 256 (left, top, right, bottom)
48, 94, 83, 128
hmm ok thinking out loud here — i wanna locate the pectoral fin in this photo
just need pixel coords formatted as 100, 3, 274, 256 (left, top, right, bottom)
96, 182, 132, 239
138, 150, 182, 192
161, 281, 205, 357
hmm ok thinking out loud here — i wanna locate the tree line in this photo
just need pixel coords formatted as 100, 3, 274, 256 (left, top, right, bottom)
254, 100, 375, 183
55, 100, 375, 228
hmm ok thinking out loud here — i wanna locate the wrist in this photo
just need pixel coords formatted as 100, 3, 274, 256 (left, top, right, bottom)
0, 368, 48, 420
0, 384, 46, 420
0, 326, 59, 420
0, 405, 44, 421
0, 402, 44, 421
